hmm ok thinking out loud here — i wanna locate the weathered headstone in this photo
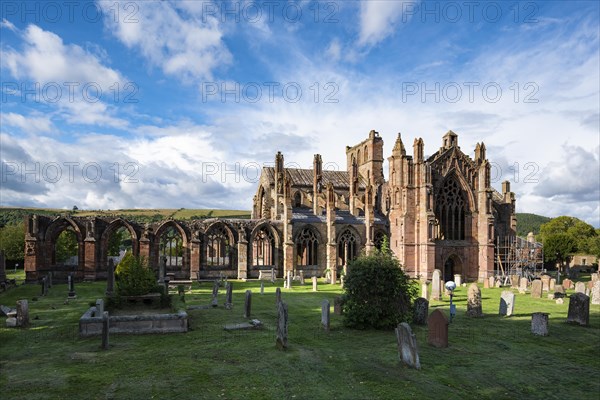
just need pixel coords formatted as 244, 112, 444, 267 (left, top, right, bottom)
541, 275, 550, 292
260, 282, 264, 295
554, 284, 565, 296
483, 278, 490, 289
312, 276, 318, 292
340, 275, 345, 288
531, 312, 549, 336
41, 277, 48, 296
511, 274, 520, 288
549, 278, 556, 292
488, 276, 495, 288
421, 282, 428, 299
431, 269, 441, 301
466, 283, 482, 317
321, 299, 330, 331
519, 277, 528, 293
244, 290, 252, 318
95, 298, 104, 315
275, 287, 282, 305
0, 250, 6, 283
299, 271, 305, 285
16, 299, 29, 328
413, 297, 429, 325
211, 280, 219, 307
562, 279, 573, 290
224, 282, 233, 309
395, 322, 421, 369
276, 301, 288, 350
333, 296, 342, 315
530, 280, 542, 298
499, 291, 515, 317
101, 311, 109, 350
271, 267, 276, 283
286, 271, 292, 289
454, 274, 462, 286
67, 273, 76, 298
567, 293, 589, 326
106, 259, 115, 295
574, 281, 586, 294
591, 281, 600, 305
427, 309, 448, 348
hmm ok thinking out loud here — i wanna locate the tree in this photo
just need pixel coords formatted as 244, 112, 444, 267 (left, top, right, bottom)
543, 233, 576, 270
55, 229, 78, 263
115, 252, 157, 296
0, 222, 25, 261
540, 216, 596, 254
342, 250, 417, 330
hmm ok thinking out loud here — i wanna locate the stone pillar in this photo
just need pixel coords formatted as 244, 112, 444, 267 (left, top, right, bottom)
190, 238, 201, 281
224, 282, 233, 309
106, 259, 115, 296
237, 232, 248, 280
244, 290, 252, 318
326, 183, 337, 283
312, 276, 318, 292
321, 299, 330, 331
16, 299, 29, 328
83, 237, 97, 281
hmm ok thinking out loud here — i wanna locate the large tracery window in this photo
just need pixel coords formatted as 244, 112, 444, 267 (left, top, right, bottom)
296, 227, 318, 266
337, 229, 358, 266
435, 177, 467, 240
206, 225, 231, 267
159, 226, 183, 268
252, 227, 275, 266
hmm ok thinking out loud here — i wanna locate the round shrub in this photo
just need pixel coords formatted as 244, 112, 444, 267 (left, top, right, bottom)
115, 252, 157, 296
342, 251, 417, 330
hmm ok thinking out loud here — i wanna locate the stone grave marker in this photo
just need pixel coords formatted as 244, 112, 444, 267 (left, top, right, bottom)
511, 275, 520, 288
271, 267, 276, 283
340, 275, 345, 288
96, 298, 104, 315
395, 322, 421, 369
312, 276, 318, 292
260, 282, 264, 295
299, 271, 305, 285
224, 282, 233, 310
553, 285, 565, 298
211, 280, 219, 307
244, 290, 252, 318
106, 259, 115, 295
101, 311, 109, 350
41, 277, 48, 296
286, 271, 292, 289
16, 299, 29, 328
567, 293, 589, 326
67, 273, 76, 299
466, 283, 483, 317
531, 312, 549, 336
541, 275, 550, 292
321, 299, 330, 331
530, 280, 542, 298
333, 296, 342, 315
454, 274, 462, 286
592, 281, 600, 305
519, 277, 528, 293
484, 278, 490, 289
413, 297, 429, 325
574, 282, 586, 294
488, 276, 495, 288
421, 282, 428, 299
276, 301, 288, 350
275, 287, 282, 305
562, 279, 573, 290
499, 291, 515, 317
549, 278, 556, 292
431, 269, 441, 301
427, 309, 448, 348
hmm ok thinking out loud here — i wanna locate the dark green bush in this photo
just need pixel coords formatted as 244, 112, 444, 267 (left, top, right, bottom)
342, 250, 417, 330
115, 252, 158, 296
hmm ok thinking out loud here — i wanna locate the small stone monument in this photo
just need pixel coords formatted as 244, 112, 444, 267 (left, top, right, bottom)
321, 299, 330, 331
95, 298, 104, 315
106, 259, 115, 295
427, 309, 448, 348
549, 278, 556, 292
574, 281, 586, 294
562, 279, 573, 290
260, 282, 264, 295
591, 281, 600, 305
340, 275, 345, 288
421, 282, 428, 299
244, 290, 252, 318
413, 297, 429, 325
566, 293, 589, 326
101, 311, 110, 350
276, 301, 288, 350
270, 267, 276, 283
531, 312, 549, 336
511, 274, 519, 288
275, 287, 281, 305
488, 276, 495, 288
466, 283, 482, 317
41, 277, 48, 296
454, 274, 462, 286
395, 322, 421, 369
530, 280, 542, 298
224, 282, 233, 309
519, 277, 528, 293
541, 275, 550, 292
333, 296, 342, 315
16, 299, 29, 328
299, 271, 305, 285
431, 269, 441, 301
67, 273, 77, 299
312, 276, 318, 292
211, 280, 219, 307
499, 291, 515, 317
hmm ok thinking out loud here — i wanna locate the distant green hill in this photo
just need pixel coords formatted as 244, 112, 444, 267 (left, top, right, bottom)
516, 213, 551, 237
0, 207, 251, 227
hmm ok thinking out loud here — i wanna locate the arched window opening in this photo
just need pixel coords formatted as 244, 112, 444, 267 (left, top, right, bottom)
296, 227, 318, 266
364, 146, 368, 163
55, 229, 78, 266
159, 226, 183, 269
293, 192, 302, 208
435, 177, 467, 240
252, 227, 275, 267
107, 226, 132, 266
337, 229, 358, 266
206, 225, 231, 267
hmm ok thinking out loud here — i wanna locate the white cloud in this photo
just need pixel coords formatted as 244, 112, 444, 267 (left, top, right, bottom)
0, 112, 53, 134
357, 1, 413, 47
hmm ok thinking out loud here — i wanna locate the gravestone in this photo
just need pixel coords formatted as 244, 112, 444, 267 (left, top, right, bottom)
260, 282, 264, 295
483, 278, 490, 289
276, 301, 288, 350
591, 281, 600, 305
299, 271, 305, 285
395, 322, 421, 369
275, 287, 282, 305
211, 280, 219, 307
567, 293, 589, 326
421, 282, 428, 299
427, 309, 448, 348
0, 250, 6, 283
574, 282, 586, 294
466, 283, 482, 317
553, 285, 565, 298
454, 274, 462, 286
312, 276, 318, 292
95, 298, 104, 315
519, 277, 528, 293
101, 311, 109, 350
413, 297, 429, 325
244, 290, 252, 318
16, 299, 29, 328
340, 275, 345, 288
530, 280, 542, 298
67, 273, 76, 298
499, 291, 515, 317
321, 299, 330, 331
224, 282, 233, 310
541, 275, 550, 292
531, 312, 549, 336
431, 269, 441, 301
47, 272, 53, 288
271, 267, 276, 283
286, 271, 292, 289
488, 276, 495, 288
106, 259, 115, 295
562, 279, 573, 290
41, 277, 48, 296
549, 278, 556, 292
511, 274, 520, 288
333, 296, 342, 315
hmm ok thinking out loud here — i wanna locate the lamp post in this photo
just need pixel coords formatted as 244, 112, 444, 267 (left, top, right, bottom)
445, 281, 457, 322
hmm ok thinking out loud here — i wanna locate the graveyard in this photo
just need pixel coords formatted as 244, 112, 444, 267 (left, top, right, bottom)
0, 271, 598, 400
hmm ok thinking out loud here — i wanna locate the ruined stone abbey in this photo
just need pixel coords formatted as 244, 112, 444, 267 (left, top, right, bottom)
24, 130, 516, 283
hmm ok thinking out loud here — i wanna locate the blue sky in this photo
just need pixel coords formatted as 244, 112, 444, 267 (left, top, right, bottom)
0, 0, 599, 227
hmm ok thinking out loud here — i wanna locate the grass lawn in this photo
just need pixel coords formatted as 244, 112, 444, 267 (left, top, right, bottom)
0, 277, 598, 400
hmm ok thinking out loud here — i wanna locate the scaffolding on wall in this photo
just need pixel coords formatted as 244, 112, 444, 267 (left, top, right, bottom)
494, 235, 544, 284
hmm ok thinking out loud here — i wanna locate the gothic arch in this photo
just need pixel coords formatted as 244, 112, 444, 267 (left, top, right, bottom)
294, 225, 321, 267
443, 253, 463, 282
203, 221, 236, 270
98, 218, 139, 275
336, 227, 360, 268
249, 222, 280, 273
435, 174, 471, 240
44, 217, 84, 271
